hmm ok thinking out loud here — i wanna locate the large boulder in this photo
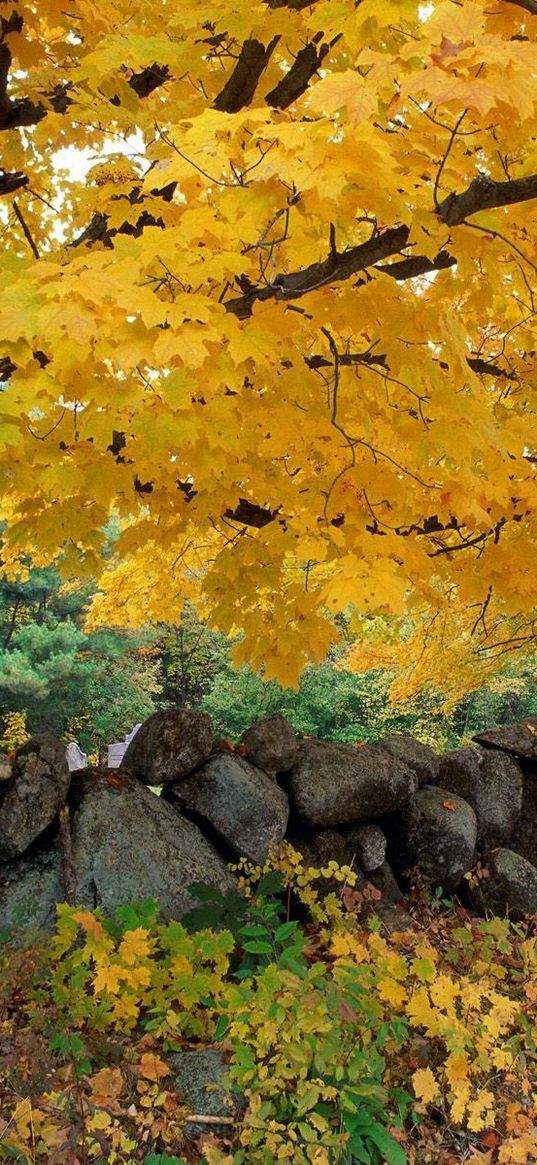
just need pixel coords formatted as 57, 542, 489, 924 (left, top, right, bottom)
473, 848, 537, 920
70, 769, 236, 919
438, 747, 523, 848
0, 736, 70, 861
289, 739, 417, 828
377, 735, 439, 786
121, 709, 214, 786
473, 720, 537, 761
0, 839, 63, 935
169, 753, 289, 864
509, 774, 537, 867
239, 715, 298, 774
399, 786, 477, 891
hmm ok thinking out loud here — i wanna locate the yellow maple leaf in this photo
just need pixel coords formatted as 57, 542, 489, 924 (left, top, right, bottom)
118, 926, 151, 965
412, 1067, 439, 1105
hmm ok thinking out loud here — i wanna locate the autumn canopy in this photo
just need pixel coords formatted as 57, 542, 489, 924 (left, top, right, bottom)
1, 0, 537, 697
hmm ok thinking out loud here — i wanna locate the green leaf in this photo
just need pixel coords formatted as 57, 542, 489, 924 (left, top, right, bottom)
275, 920, 298, 942
242, 940, 273, 955
365, 1123, 407, 1165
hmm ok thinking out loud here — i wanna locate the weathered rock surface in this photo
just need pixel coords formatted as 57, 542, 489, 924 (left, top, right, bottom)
377, 735, 439, 785
438, 746, 523, 847
399, 786, 477, 891
121, 709, 214, 786
169, 1049, 242, 1136
0, 754, 11, 783
70, 769, 236, 918
473, 720, 537, 761
0, 839, 63, 934
240, 714, 298, 773
474, 848, 537, 920
344, 823, 387, 871
289, 739, 418, 827
169, 753, 289, 864
0, 736, 70, 860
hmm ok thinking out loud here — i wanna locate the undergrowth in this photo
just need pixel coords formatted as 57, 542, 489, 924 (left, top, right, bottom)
0, 846, 536, 1164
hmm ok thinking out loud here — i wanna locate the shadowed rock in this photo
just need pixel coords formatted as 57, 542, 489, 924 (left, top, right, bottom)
438, 746, 523, 848
473, 848, 537, 920
399, 785, 477, 891
0, 736, 70, 860
121, 708, 214, 786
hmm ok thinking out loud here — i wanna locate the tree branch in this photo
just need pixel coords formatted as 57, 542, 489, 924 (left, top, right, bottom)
223, 498, 280, 528
0, 168, 27, 196
503, 0, 537, 14
214, 36, 280, 113
438, 171, 537, 226
266, 32, 340, 109
377, 249, 455, 280
225, 224, 410, 317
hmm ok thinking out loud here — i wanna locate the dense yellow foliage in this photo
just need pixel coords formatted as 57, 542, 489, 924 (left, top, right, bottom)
2, 1, 537, 694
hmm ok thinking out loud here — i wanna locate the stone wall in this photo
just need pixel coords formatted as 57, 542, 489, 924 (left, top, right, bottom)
2, 710, 537, 933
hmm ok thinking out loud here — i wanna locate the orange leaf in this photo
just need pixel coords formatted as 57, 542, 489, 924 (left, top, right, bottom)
138, 1052, 170, 1081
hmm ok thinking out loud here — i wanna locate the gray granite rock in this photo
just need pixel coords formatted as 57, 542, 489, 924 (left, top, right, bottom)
474, 847, 537, 920
0, 736, 70, 860
438, 746, 523, 847
399, 785, 477, 891
170, 752, 289, 864
240, 714, 298, 773
289, 739, 417, 827
121, 709, 214, 786
377, 735, 439, 785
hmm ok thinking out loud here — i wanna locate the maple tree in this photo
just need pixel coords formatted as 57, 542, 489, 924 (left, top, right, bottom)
2, 0, 537, 695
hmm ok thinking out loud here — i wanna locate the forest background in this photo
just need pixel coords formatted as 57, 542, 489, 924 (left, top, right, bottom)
2, 552, 535, 760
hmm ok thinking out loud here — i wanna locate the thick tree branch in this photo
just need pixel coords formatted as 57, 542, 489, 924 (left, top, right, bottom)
438, 172, 537, 226
0, 168, 27, 195
377, 250, 456, 280
266, 32, 340, 109
225, 224, 410, 317
214, 36, 279, 113
503, 0, 537, 14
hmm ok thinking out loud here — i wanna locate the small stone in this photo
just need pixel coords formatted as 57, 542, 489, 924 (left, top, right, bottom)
240, 715, 298, 773
121, 708, 214, 786
168, 1049, 243, 1137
